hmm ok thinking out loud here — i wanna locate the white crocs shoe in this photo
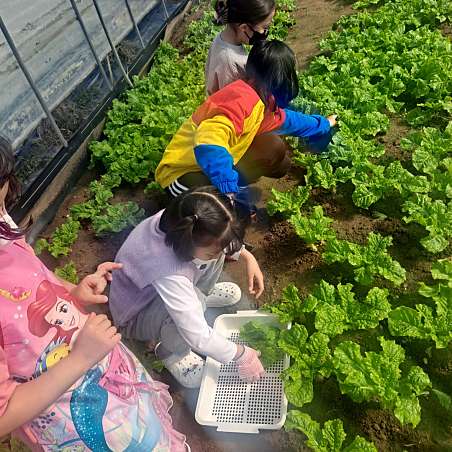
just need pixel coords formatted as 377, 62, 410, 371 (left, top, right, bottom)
162, 351, 205, 389
205, 282, 241, 308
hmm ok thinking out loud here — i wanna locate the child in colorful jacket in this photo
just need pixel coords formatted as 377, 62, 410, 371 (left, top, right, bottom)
0, 137, 188, 451
156, 40, 337, 202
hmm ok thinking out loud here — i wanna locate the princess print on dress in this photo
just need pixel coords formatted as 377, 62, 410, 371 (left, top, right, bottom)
26, 280, 162, 451
27, 280, 88, 346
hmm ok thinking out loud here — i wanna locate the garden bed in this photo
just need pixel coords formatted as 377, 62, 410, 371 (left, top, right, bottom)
33, 0, 452, 451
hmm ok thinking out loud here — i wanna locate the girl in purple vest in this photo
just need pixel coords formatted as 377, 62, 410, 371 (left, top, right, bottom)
109, 187, 266, 388
0, 137, 188, 451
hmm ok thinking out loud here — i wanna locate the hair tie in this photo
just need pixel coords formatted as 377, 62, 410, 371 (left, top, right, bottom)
214, 0, 229, 25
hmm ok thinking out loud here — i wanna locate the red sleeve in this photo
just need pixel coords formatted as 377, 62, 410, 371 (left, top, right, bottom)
257, 107, 286, 134
0, 346, 18, 416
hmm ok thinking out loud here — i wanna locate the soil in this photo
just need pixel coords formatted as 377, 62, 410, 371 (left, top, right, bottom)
169, 5, 208, 53
286, 0, 355, 71
30, 1, 452, 452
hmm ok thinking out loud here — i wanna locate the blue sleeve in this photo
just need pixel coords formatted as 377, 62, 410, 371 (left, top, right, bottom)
194, 144, 239, 194
276, 109, 331, 138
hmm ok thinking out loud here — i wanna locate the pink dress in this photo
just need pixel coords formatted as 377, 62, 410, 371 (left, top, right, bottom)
0, 237, 187, 451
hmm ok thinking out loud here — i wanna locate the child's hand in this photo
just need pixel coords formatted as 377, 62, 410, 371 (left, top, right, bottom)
236, 346, 265, 383
70, 313, 121, 370
241, 249, 264, 298
327, 114, 338, 127
71, 262, 123, 305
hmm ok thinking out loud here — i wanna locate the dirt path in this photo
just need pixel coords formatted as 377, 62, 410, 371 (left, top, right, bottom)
287, 0, 354, 70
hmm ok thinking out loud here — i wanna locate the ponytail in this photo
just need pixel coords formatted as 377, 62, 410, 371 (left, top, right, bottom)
164, 215, 198, 259
213, 0, 229, 25
213, 0, 275, 27
160, 187, 244, 261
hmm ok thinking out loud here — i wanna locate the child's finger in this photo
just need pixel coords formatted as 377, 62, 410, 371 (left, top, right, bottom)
112, 332, 122, 344
88, 313, 108, 326
96, 262, 123, 276
86, 294, 109, 304
248, 273, 255, 294
255, 286, 264, 299
106, 325, 119, 338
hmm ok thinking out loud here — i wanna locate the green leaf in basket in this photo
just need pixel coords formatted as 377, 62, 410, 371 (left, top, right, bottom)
240, 321, 284, 368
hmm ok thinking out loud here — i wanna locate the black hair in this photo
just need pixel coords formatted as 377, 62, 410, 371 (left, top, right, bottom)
0, 136, 24, 241
159, 186, 245, 262
245, 39, 299, 109
214, 0, 275, 26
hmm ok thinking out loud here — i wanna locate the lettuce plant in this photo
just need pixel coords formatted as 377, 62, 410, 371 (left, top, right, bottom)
278, 325, 333, 407
289, 206, 336, 250
285, 412, 377, 452
389, 259, 452, 348
323, 233, 406, 286
303, 280, 391, 337
333, 337, 431, 427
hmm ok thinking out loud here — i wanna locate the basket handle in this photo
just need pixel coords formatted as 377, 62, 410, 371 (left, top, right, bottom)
217, 424, 259, 434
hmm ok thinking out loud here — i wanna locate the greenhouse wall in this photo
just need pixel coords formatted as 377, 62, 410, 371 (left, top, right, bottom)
0, 0, 160, 148
0, 0, 189, 222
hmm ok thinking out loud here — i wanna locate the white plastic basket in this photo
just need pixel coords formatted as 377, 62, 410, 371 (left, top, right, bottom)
195, 310, 290, 434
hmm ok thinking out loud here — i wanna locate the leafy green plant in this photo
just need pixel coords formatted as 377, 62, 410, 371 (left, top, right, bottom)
302, 280, 391, 337
294, 153, 338, 191
91, 202, 145, 236
144, 181, 165, 195
389, 259, 452, 348
240, 321, 283, 367
323, 233, 406, 286
432, 388, 452, 413
403, 122, 452, 180
285, 411, 377, 452
333, 337, 431, 427
36, 219, 81, 258
346, 160, 430, 210
266, 284, 307, 324
289, 206, 336, 250
267, 186, 311, 217
388, 303, 451, 349
402, 195, 452, 253
278, 325, 333, 407
54, 261, 79, 284
284, 0, 452, 229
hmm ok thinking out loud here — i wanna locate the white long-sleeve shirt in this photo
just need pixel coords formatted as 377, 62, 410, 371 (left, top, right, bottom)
153, 275, 237, 364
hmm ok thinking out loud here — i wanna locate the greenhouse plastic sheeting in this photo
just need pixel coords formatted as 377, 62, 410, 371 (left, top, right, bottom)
0, 0, 159, 148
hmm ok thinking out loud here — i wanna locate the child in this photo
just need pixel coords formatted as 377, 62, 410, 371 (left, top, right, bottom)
0, 137, 188, 451
155, 40, 337, 203
206, 0, 276, 95
109, 187, 266, 388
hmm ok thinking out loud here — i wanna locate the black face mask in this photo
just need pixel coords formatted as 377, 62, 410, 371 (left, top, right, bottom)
247, 26, 269, 45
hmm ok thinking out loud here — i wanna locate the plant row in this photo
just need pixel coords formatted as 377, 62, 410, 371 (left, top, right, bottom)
289, 0, 452, 253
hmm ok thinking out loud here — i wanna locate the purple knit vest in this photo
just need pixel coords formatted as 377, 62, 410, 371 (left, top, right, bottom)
109, 210, 196, 326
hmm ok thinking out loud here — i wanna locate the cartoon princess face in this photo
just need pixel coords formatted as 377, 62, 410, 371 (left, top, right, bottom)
44, 298, 81, 331
27, 280, 87, 344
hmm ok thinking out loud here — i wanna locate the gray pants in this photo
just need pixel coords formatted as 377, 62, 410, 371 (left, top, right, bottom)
122, 255, 225, 364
